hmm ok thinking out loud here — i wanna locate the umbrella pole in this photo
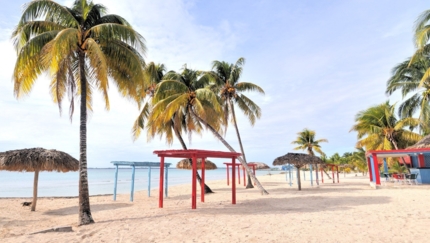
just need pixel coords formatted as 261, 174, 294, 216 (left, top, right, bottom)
31, 170, 39, 211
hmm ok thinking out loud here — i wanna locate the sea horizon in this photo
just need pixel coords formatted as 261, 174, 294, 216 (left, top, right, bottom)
0, 168, 277, 198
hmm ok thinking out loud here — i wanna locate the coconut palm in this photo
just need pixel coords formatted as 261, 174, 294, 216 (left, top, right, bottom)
350, 102, 422, 171
350, 148, 368, 175
153, 66, 269, 194
150, 67, 224, 193
386, 56, 430, 134
209, 57, 264, 188
292, 128, 329, 184
132, 62, 166, 140
12, 0, 146, 225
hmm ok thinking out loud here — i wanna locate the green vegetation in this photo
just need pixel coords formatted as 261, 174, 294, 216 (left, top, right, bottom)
11, 0, 146, 225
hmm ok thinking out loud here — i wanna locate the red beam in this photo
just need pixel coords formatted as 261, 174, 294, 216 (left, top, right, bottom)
201, 157, 205, 203
192, 154, 197, 209
232, 157, 236, 204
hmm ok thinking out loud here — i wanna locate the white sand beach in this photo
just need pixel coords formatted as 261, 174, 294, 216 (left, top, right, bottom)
1, 173, 429, 243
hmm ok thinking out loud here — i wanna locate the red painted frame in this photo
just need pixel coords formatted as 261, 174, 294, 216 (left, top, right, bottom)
153, 149, 241, 209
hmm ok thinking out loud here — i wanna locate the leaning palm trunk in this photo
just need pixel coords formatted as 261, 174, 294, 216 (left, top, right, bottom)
78, 52, 94, 225
191, 109, 268, 195
229, 100, 253, 188
172, 122, 213, 193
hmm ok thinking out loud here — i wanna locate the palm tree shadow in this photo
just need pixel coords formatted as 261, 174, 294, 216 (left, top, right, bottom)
43, 203, 132, 216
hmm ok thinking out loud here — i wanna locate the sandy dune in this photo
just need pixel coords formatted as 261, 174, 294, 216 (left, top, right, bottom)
1, 173, 429, 243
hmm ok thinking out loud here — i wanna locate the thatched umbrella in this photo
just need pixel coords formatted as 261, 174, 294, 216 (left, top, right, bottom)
0, 148, 79, 211
176, 158, 218, 170
407, 134, 430, 149
248, 162, 270, 170
273, 153, 324, 190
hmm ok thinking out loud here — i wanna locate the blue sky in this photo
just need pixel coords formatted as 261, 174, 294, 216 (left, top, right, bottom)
0, 0, 428, 167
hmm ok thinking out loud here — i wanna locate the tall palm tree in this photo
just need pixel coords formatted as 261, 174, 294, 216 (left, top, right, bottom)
292, 129, 329, 184
153, 66, 269, 194
386, 56, 430, 134
12, 0, 146, 225
209, 57, 265, 188
350, 101, 422, 170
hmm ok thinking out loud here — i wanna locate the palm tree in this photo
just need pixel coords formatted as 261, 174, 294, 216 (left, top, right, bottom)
136, 65, 214, 193
350, 101, 422, 171
350, 148, 368, 176
386, 56, 430, 134
153, 66, 269, 195
12, 0, 146, 225
132, 62, 166, 140
209, 57, 264, 188
292, 128, 329, 184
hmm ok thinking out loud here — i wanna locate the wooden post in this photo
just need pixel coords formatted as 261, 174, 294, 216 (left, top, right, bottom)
192, 154, 197, 209
309, 164, 313, 186
159, 156, 165, 208
130, 165, 136, 202
288, 166, 292, 187
371, 153, 381, 185
226, 164, 230, 185
332, 165, 335, 184
165, 165, 169, 197
367, 157, 373, 181
201, 157, 205, 202
31, 170, 39, 211
243, 166, 246, 187
232, 157, 236, 204
321, 168, 324, 183
113, 164, 119, 201
237, 164, 240, 184
336, 166, 339, 183
252, 164, 256, 185
147, 166, 151, 197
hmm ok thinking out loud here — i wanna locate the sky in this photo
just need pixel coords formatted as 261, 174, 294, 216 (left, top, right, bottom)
0, 0, 428, 168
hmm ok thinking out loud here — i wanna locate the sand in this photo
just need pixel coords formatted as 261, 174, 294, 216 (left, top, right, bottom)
1, 173, 430, 243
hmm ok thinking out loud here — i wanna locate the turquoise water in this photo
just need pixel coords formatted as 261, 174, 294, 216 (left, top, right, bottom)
0, 168, 272, 198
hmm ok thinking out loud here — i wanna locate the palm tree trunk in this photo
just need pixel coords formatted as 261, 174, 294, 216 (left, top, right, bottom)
31, 170, 39, 211
323, 168, 332, 179
229, 100, 253, 189
296, 166, 301, 191
78, 51, 94, 225
190, 109, 269, 195
171, 121, 213, 193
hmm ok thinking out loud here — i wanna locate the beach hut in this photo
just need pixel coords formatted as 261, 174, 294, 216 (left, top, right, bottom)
367, 136, 430, 187
176, 158, 217, 170
0, 148, 79, 211
273, 153, 324, 190
248, 162, 270, 170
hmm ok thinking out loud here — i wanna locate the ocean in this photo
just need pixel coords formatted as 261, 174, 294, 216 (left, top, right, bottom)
0, 168, 274, 198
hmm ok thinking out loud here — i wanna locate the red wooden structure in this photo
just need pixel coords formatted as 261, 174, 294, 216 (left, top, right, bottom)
320, 164, 339, 183
153, 149, 241, 209
224, 162, 256, 186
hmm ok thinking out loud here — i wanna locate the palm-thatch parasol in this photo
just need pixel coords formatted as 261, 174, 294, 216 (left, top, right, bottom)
273, 153, 324, 190
407, 134, 430, 149
248, 162, 270, 170
176, 158, 217, 170
0, 148, 79, 211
